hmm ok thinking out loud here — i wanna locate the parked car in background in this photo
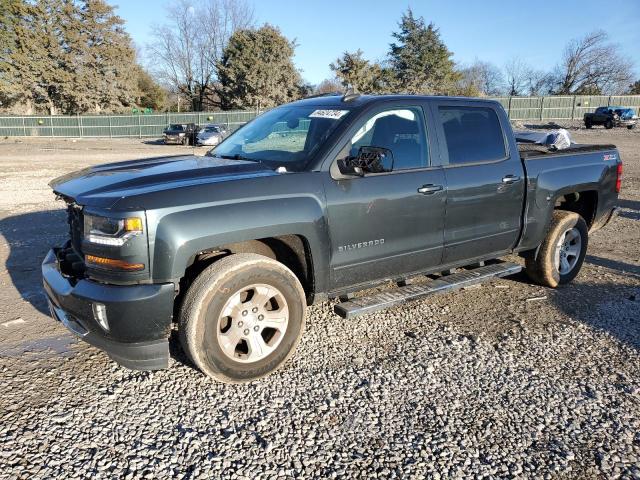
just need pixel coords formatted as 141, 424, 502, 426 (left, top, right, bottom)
163, 123, 200, 145
584, 106, 638, 130
196, 124, 229, 146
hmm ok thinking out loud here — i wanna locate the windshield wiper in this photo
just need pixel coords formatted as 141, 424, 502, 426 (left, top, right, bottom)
213, 153, 262, 163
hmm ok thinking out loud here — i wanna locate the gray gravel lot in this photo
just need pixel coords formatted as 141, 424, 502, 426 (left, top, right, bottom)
1, 126, 639, 479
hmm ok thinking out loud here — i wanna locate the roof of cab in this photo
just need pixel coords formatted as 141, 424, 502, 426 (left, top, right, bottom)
288, 93, 502, 108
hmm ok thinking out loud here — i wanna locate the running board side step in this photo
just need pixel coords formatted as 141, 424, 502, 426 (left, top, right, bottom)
333, 262, 522, 319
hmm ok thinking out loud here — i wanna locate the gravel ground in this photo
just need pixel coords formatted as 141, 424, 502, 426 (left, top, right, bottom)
1, 127, 639, 479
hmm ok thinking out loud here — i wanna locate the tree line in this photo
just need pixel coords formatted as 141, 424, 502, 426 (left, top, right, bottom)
328, 11, 635, 98
0, 0, 163, 115
0, 1, 638, 115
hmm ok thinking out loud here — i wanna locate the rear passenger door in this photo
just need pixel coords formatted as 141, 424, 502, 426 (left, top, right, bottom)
430, 101, 525, 265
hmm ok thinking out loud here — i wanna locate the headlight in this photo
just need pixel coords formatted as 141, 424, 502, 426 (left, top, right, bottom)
84, 214, 143, 246
178, 132, 186, 137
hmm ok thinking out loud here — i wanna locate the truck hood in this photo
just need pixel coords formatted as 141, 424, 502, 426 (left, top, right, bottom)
50, 155, 277, 209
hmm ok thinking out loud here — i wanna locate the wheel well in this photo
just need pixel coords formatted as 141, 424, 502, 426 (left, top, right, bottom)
554, 190, 598, 227
179, 235, 315, 306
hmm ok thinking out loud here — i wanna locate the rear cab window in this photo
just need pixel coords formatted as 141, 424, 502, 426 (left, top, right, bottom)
437, 106, 506, 165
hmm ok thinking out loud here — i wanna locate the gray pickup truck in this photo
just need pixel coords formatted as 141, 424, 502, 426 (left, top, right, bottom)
43, 94, 622, 382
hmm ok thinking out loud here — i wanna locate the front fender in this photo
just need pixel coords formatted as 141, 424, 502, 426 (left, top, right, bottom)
148, 195, 330, 292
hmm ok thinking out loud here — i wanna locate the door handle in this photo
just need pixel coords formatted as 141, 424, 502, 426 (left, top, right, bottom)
502, 175, 521, 184
417, 184, 443, 195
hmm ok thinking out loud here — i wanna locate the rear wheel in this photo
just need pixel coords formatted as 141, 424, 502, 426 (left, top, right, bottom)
585, 120, 592, 129
605, 119, 614, 129
524, 211, 588, 288
179, 253, 306, 383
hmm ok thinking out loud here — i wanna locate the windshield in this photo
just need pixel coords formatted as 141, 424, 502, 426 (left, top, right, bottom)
209, 105, 352, 171
168, 124, 185, 131
203, 126, 221, 133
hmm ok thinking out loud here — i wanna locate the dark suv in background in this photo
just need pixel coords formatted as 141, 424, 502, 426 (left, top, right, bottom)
163, 123, 200, 145
584, 106, 638, 130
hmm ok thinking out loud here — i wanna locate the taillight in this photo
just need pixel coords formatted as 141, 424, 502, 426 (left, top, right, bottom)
615, 163, 623, 193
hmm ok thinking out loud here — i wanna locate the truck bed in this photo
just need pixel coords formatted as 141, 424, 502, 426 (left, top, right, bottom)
518, 142, 616, 159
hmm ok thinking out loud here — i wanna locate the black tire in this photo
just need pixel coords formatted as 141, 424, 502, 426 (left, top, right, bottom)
525, 210, 588, 288
628, 124, 635, 130
585, 121, 592, 129
179, 253, 306, 383
605, 119, 614, 129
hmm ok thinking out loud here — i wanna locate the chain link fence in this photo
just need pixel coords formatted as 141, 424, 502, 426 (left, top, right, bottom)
1, 95, 640, 138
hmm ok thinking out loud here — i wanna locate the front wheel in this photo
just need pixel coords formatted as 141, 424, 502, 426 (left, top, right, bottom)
179, 253, 306, 383
605, 119, 614, 129
524, 211, 588, 288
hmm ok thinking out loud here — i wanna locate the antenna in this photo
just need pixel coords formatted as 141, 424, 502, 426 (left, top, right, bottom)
342, 87, 361, 102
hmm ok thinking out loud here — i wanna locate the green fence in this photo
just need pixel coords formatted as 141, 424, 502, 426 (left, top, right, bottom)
1, 95, 640, 137
0, 110, 259, 138
493, 95, 640, 122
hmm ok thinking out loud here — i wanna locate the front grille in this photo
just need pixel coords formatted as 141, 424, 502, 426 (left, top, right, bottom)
66, 204, 84, 256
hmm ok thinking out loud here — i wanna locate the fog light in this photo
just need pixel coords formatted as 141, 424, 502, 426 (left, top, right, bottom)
92, 303, 109, 331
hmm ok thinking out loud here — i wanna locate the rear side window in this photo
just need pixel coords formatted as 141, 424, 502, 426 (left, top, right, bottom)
438, 106, 506, 165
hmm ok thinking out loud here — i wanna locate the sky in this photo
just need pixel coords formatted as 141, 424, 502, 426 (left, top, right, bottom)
113, 0, 640, 85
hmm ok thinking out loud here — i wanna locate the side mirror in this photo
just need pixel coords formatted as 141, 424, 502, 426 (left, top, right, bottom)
337, 159, 364, 177
351, 146, 394, 174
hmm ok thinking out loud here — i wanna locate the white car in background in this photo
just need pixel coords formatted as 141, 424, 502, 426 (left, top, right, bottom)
196, 124, 229, 146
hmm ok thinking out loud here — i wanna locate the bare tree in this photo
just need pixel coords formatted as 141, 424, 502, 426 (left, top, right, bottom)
524, 69, 553, 96
458, 60, 505, 96
504, 57, 530, 96
147, 0, 254, 111
313, 78, 343, 95
552, 30, 633, 94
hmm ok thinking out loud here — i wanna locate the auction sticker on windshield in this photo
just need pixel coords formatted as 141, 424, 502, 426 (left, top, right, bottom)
309, 109, 349, 120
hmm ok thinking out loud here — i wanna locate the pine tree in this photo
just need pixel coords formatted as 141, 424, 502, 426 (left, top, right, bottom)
136, 65, 167, 110
330, 50, 388, 93
216, 25, 302, 110
2, 0, 72, 114
1, 0, 140, 114
70, 0, 138, 113
388, 9, 459, 94
0, 0, 22, 107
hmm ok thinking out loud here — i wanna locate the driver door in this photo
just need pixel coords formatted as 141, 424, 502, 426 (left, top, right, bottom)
323, 105, 447, 291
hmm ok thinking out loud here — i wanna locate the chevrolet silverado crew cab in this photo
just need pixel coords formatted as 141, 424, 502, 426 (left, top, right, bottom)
43, 94, 622, 383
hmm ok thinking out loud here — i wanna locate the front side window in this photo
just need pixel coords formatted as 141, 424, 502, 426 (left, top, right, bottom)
438, 106, 506, 165
346, 107, 428, 171
210, 105, 352, 171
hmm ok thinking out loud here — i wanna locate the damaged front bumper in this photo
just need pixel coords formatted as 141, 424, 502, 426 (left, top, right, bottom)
42, 245, 175, 370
